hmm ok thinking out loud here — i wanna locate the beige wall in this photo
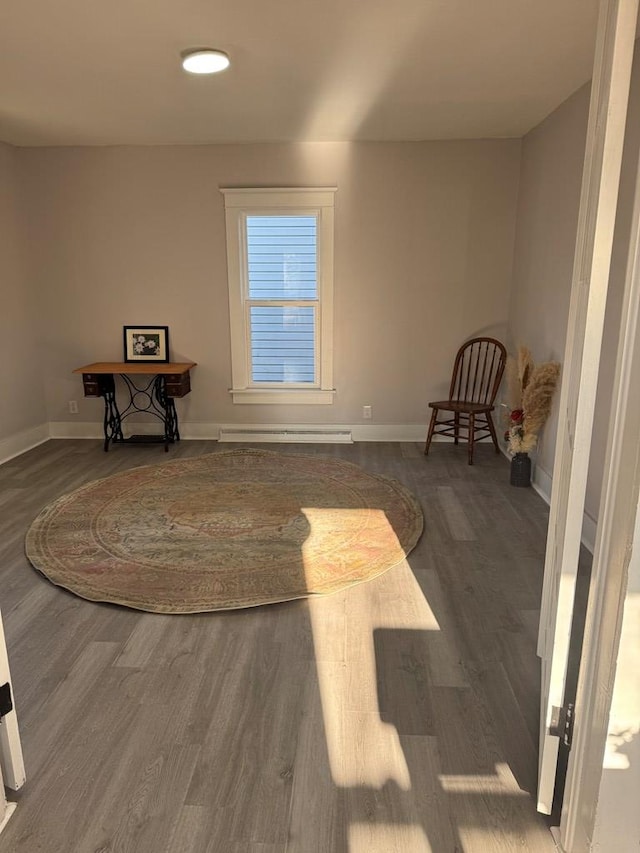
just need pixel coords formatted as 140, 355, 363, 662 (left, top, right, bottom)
508, 39, 640, 525
506, 83, 590, 491
0, 142, 47, 442
19, 140, 520, 432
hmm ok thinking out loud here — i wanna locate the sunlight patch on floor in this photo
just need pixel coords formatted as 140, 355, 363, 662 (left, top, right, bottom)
348, 822, 432, 853
300, 507, 408, 569
306, 509, 439, 790
308, 597, 413, 790
439, 763, 527, 796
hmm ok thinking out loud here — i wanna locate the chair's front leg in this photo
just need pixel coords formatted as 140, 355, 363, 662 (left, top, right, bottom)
468, 413, 475, 465
454, 412, 460, 444
424, 408, 438, 455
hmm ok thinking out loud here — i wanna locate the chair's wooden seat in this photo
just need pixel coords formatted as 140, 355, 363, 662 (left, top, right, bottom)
425, 337, 507, 465
428, 400, 494, 414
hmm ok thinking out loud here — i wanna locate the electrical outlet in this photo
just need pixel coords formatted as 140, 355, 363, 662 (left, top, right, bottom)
363, 405, 372, 419
68, 400, 79, 414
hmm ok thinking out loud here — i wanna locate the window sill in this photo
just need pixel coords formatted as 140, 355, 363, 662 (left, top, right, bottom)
230, 388, 336, 405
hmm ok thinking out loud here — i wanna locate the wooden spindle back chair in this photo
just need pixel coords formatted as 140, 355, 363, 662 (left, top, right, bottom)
424, 337, 507, 464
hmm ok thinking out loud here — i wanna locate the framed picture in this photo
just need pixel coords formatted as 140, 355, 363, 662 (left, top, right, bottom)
123, 326, 170, 363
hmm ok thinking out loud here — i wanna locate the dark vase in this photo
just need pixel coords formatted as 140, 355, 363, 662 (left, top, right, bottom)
510, 452, 531, 487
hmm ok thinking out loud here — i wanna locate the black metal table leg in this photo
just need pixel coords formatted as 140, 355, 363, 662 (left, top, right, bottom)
75, 362, 194, 453
154, 376, 180, 451
97, 374, 183, 449
99, 374, 123, 452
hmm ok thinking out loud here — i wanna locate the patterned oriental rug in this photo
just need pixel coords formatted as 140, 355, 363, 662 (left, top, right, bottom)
25, 449, 424, 614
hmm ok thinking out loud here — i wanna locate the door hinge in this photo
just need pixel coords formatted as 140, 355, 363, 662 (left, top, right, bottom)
550, 703, 575, 749
0, 683, 13, 719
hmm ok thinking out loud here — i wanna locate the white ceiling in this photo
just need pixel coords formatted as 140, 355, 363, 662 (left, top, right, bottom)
0, 0, 601, 147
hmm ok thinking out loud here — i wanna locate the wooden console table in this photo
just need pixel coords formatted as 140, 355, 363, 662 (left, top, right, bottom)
73, 362, 196, 452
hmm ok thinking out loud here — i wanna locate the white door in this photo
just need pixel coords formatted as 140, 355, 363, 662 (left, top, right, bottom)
0, 609, 25, 833
536, 0, 639, 816
560, 119, 640, 852
0, 609, 25, 794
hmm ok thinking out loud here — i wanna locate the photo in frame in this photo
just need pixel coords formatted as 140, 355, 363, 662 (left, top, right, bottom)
123, 326, 170, 363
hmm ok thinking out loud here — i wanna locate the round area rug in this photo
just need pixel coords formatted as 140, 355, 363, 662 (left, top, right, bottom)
25, 449, 424, 613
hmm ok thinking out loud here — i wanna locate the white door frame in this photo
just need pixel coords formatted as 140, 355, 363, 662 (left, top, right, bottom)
0, 609, 25, 794
537, 0, 638, 817
559, 77, 640, 852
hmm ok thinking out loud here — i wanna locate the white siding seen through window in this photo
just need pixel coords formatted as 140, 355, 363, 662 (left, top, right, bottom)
222, 188, 336, 404
247, 215, 317, 384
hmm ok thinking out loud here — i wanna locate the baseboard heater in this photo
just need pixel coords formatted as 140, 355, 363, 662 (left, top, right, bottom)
218, 428, 353, 444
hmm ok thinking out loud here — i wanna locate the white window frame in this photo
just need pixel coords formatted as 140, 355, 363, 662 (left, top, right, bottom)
221, 187, 336, 404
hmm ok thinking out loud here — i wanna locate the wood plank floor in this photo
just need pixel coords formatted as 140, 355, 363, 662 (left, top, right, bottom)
0, 439, 557, 852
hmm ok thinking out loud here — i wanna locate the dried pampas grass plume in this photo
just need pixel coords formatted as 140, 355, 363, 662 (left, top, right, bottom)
517, 346, 534, 392
505, 355, 522, 410
505, 347, 561, 456
522, 362, 561, 445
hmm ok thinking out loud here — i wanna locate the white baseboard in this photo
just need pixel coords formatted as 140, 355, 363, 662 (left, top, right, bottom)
352, 424, 428, 442
530, 459, 552, 504
48, 421, 431, 443
216, 422, 429, 442
45, 420, 503, 444
0, 424, 49, 466
48, 422, 103, 439
219, 428, 353, 443
501, 446, 596, 555
193, 422, 439, 442
531, 461, 597, 552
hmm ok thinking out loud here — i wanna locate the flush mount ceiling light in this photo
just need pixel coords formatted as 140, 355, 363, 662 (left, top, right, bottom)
181, 49, 230, 74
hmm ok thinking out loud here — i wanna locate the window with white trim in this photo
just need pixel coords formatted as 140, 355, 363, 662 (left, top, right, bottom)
221, 188, 336, 404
